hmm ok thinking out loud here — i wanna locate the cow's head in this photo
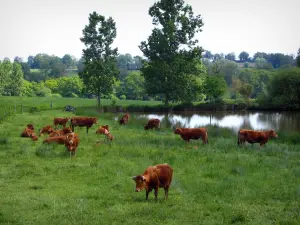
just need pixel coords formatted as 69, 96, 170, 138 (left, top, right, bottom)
92, 118, 98, 124
27, 124, 34, 130
144, 125, 149, 130
269, 129, 278, 138
65, 132, 77, 147
174, 128, 182, 134
132, 175, 147, 192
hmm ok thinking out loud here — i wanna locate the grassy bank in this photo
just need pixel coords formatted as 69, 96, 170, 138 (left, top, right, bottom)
0, 110, 299, 224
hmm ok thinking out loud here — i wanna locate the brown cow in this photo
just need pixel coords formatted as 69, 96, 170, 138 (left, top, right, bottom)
238, 129, 278, 146
39, 125, 54, 136
144, 118, 161, 130
70, 116, 98, 134
21, 125, 38, 141
43, 136, 66, 145
132, 163, 173, 201
64, 132, 80, 158
174, 127, 208, 144
49, 127, 72, 137
119, 113, 129, 125
53, 117, 70, 129
96, 125, 109, 134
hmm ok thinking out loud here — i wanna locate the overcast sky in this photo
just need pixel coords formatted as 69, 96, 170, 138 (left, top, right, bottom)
0, 0, 299, 61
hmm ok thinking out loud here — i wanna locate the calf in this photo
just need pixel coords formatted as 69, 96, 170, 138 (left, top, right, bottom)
144, 118, 161, 130
119, 113, 129, 125
174, 127, 208, 144
39, 125, 54, 136
132, 163, 173, 201
70, 116, 98, 134
53, 117, 70, 129
43, 136, 66, 145
64, 132, 80, 158
238, 129, 278, 146
96, 125, 109, 134
21, 125, 38, 141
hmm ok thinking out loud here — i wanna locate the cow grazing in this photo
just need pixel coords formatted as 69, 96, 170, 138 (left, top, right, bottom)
144, 118, 161, 130
53, 117, 70, 129
174, 127, 208, 144
70, 116, 98, 134
238, 129, 278, 146
64, 132, 80, 158
119, 113, 129, 125
132, 163, 173, 201
21, 125, 38, 141
39, 125, 54, 136
43, 136, 66, 145
49, 127, 72, 137
96, 125, 109, 134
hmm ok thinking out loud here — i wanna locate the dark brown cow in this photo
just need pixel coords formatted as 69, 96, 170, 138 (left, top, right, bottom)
53, 117, 70, 129
119, 113, 129, 125
49, 127, 72, 137
21, 125, 38, 141
96, 125, 109, 134
39, 125, 54, 136
64, 132, 80, 158
132, 163, 173, 201
70, 116, 98, 134
238, 129, 278, 146
144, 118, 161, 130
174, 127, 208, 144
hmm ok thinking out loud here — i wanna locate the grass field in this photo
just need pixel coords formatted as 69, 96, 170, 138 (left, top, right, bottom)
0, 109, 300, 224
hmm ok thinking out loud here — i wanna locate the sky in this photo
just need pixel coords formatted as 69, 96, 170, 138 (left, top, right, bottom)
0, 0, 299, 61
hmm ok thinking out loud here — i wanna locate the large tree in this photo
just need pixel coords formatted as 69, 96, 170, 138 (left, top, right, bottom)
79, 12, 119, 107
139, 0, 204, 105
239, 51, 250, 62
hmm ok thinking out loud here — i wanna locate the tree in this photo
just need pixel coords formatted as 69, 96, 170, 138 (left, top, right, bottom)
62, 54, 73, 68
80, 12, 119, 107
0, 60, 10, 95
139, 0, 204, 105
255, 57, 273, 69
253, 52, 268, 61
297, 48, 300, 68
203, 51, 213, 60
14, 56, 23, 63
225, 52, 236, 61
238, 82, 253, 99
124, 71, 145, 100
203, 75, 226, 102
239, 51, 249, 62
6, 63, 24, 96
27, 56, 35, 69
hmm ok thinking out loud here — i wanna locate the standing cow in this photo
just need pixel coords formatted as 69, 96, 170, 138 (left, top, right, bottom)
53, 117, 70, 129
70, 116, 98, 134
132, 163, 173, 201
174, 127, 208, 144
119, 113, 129, 125
238, 129, 278, 146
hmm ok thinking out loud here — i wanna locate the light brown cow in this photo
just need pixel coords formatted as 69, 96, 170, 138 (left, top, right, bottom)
49, 127, 73, 137
119, 113, 129, 125
70, 116, 98, 134
21, 124, 38, 141
144, 118, 161, 130
43, 136, 66, 145
64, 132, 80, 158
132, 163, 173, 201
238, 129, 278, 146
53, 117, 70, 129
174, 127, 208, 144
96, 125, 109, 134
39, 125, 54, 136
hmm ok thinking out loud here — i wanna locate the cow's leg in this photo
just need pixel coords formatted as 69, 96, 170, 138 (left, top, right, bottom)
71, 125, 75, 132
164, 186, 169, 200
145, 191, 149, 200
86, 126, 89, 134
154, 187, 159, 201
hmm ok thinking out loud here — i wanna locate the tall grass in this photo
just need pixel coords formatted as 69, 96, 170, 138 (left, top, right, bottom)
0, 110, 299, 224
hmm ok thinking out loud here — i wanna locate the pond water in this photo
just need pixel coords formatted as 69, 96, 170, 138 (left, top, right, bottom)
113, 111, 300, 133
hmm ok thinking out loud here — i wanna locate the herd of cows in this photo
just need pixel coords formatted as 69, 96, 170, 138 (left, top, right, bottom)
19, 112, 279, 200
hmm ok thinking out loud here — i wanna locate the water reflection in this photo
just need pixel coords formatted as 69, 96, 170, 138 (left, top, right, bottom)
136, 111, 300, 133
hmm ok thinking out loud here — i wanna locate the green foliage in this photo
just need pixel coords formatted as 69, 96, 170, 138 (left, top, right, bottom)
139, 0, 204, 105
124, 71, 145, 100
203, 75, 227, 102
80, 11, 119, 107
267, 68, 300, 109
238, 82, 253, 99
255, 57, 273, 70
239, 51, 249, 62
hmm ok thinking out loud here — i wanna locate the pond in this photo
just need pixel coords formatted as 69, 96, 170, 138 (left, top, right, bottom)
112, 111, 300, 133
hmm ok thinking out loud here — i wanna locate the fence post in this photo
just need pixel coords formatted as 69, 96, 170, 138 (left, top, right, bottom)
50, 100, 52, 108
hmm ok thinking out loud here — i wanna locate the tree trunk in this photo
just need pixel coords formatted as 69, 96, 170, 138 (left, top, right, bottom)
97, 92, 101, 108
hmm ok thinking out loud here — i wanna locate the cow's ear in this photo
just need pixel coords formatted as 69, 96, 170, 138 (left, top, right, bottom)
132, 176, 136, 181
142, 176, 146, 182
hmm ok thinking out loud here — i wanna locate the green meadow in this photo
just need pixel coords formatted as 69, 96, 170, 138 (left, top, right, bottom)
0, 108, 300, 225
